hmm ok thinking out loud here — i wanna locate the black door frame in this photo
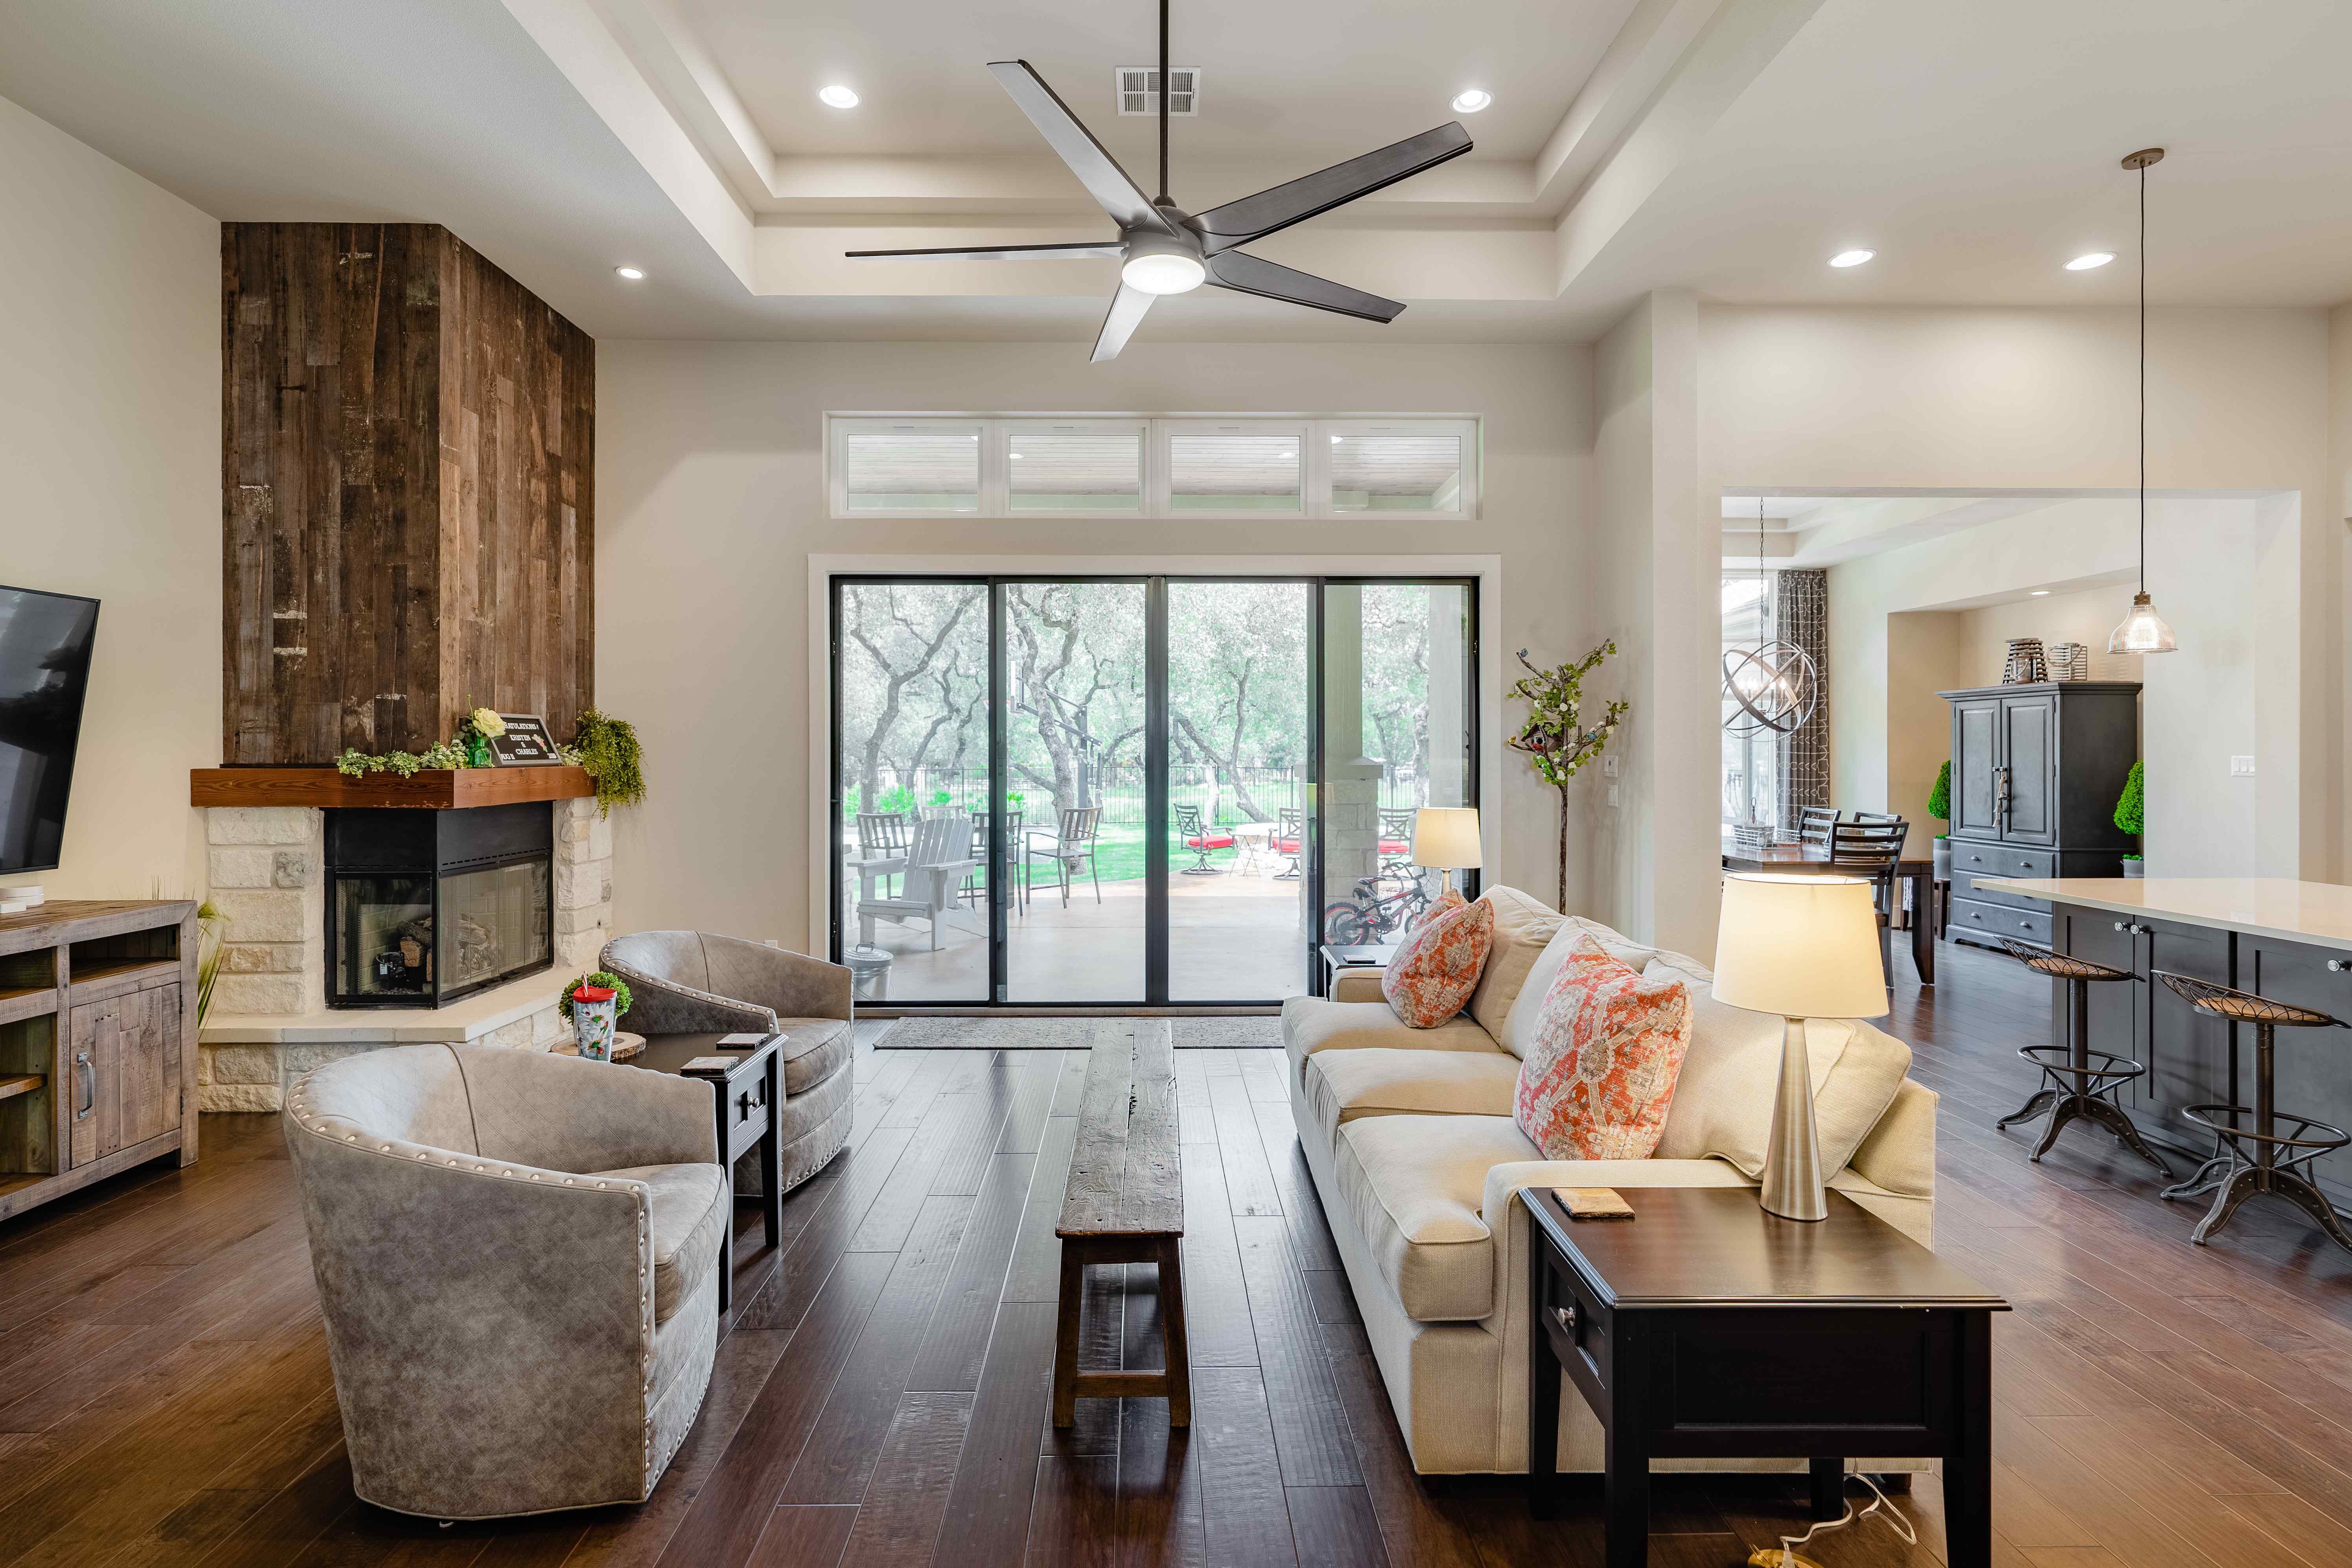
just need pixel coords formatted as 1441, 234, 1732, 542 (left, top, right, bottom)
827, 571, 1480, 1011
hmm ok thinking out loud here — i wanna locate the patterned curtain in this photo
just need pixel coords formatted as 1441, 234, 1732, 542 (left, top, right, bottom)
1776, 569, 1829, 821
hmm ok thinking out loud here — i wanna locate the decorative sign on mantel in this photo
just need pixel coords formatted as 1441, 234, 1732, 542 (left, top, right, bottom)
488, 714, 560, 766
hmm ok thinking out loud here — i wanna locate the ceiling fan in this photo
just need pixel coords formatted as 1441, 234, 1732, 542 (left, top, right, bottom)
845, 0, 1473, 361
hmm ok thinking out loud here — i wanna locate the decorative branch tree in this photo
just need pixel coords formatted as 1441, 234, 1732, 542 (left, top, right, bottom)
1507, 642, 1629, 911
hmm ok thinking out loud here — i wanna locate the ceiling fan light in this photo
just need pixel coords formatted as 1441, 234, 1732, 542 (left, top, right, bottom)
2107, 591, 2177, 655
1121, 250, 1205, 294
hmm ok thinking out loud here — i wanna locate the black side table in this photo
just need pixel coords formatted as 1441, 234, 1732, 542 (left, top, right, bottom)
632, 1031, 784, 1314
1319, 943, 1391, 994
1524, 1186, 2006, 1568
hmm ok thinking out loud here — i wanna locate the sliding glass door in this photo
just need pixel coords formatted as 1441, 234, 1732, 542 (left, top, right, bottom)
829, 574, 1474, 1008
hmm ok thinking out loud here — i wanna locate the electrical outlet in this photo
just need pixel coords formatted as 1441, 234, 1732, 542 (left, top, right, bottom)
2230, 756, 2256, 777
1606, 784, 1621, 807
1603, 756, 1619, 777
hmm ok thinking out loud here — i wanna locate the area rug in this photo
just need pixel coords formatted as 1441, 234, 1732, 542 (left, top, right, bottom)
877, 1014, 1283, 1049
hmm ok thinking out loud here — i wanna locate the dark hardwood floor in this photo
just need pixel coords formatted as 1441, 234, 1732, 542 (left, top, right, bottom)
3, 940, 2351, 1567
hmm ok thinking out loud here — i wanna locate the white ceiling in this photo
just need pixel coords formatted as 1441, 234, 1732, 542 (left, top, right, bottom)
2, 0, 2350, 344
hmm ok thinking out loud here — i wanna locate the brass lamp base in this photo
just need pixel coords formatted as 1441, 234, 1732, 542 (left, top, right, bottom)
1759, 1015, 1829, 1222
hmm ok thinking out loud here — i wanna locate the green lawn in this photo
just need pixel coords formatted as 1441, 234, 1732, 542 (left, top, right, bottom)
849, 790, 1284, 887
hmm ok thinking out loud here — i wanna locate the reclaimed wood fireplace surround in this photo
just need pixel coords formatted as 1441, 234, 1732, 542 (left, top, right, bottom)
190, 224, 607, 1108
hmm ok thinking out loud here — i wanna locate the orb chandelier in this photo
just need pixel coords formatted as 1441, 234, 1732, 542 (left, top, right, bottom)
1721, 496, 1819, 737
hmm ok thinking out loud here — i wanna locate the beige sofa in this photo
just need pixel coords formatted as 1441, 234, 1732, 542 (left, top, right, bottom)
1282, 887, 1938, 1476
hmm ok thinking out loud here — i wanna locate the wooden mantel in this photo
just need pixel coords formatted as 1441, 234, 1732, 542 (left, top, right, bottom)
191, 767, 595, 810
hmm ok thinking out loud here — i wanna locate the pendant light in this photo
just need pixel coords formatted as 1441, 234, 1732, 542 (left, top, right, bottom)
2109, 147, 2177, 656
1721, 497, 1818, 737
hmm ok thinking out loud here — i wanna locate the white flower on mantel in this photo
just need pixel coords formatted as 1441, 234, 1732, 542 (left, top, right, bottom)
470, 709, 506, 738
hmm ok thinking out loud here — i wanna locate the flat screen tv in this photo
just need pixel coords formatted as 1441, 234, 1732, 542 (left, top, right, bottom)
0, 585, 100, 876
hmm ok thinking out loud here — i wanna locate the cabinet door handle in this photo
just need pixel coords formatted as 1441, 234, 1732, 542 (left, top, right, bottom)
1553, 1304, 1577, 1334
74, 1051, 94, 1121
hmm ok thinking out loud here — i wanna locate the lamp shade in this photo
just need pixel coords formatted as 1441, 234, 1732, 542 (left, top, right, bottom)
1411, 807, 1482, 869
1712, 873, 1888, 1019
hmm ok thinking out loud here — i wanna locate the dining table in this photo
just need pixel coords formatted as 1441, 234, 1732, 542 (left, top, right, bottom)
1720, 830, 1937, 986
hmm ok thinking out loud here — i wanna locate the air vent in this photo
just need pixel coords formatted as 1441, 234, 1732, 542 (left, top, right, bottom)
1115, 67, 1199, 116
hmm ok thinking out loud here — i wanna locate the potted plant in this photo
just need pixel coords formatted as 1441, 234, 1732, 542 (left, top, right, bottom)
1926, 760, 1952, 883
559, 970, 634, 1060
2113, 760, 2145, 877
1506, 642, 1629, 911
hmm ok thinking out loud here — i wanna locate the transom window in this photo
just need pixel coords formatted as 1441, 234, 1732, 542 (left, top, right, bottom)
826, 414, 1478, 520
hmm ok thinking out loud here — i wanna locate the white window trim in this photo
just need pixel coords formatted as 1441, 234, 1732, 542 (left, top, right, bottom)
824, 412, 1480, 522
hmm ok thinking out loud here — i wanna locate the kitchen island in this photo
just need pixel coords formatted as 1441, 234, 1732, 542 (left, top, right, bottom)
1974, 877, 2352, 1211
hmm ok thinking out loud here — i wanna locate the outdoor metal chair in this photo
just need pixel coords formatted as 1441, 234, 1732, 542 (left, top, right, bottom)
1272, 806, 1304, 880
856, 811, 911, 898
1377, 808, 1415, 880
1175, 804, 1235, 875
1023, 805, 1104, 911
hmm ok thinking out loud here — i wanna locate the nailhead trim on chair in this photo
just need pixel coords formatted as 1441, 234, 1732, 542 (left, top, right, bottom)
285, 1058, 674, 1503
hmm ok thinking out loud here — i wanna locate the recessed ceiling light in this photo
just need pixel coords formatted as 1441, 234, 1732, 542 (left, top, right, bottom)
614, 266, 644, 280
1010, 452, 1024, 460
1827, 248, 1875, 269
2066, 251, 2116, 271
819, 84, 859, 109
1450, 89, 1492, 114
2030, 589, 2052, 597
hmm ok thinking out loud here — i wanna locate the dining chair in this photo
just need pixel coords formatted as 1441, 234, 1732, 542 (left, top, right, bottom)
1829, 817, 1908, 981
1796, 805, 1840, 847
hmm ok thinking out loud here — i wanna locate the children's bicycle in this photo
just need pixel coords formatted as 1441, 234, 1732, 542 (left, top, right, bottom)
1321, 874, 1431, 946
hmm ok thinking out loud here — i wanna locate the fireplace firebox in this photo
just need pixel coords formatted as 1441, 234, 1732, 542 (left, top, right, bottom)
325, 803, 554, 1008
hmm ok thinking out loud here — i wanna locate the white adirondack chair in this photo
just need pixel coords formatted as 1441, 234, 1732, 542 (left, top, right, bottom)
856, 813, 979, 951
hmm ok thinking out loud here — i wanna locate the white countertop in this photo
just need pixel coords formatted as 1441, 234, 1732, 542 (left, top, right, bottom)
1974, 877, 2352, 953
201, 972, 572, 1045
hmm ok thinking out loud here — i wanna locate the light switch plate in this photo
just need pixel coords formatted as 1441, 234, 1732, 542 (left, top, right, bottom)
1606, 784, 1621, 806
2230, 755, 2256, 776
1603, 756, 1619, 777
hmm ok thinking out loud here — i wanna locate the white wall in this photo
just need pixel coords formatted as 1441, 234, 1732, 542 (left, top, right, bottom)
596, 340, 1596, 949
1703, 304, 2337, 888
0, 94, 218, 900
1830, 499, 2253, 876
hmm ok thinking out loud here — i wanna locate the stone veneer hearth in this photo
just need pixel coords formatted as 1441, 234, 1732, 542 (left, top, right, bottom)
196, 799, 613, 1111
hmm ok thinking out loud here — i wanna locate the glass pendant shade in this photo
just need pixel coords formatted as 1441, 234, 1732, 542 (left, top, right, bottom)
2107, 591, 2177, 655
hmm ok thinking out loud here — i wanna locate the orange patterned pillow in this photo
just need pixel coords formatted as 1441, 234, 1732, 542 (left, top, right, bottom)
1381, 895, 1494, 1028
1513, 931, 1693, 1159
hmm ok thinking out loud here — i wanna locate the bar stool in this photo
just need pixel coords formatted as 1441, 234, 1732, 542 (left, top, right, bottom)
1993, 937, 2173, 1177
2151, 971, 2352, 1256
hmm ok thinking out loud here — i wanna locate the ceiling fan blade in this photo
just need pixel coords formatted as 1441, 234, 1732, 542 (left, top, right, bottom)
846, 241, 1126, 262
1185, 123, 1473, 253
1202, 251, 1404, 324
988, 61, 1176, 235
1091, 283, 1155, 363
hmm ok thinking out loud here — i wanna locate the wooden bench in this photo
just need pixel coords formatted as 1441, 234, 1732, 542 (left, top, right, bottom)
1052, 1022, 1190, 1427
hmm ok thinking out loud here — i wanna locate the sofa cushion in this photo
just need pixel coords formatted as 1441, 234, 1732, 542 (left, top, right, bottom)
596, 1162, 725, 1325
774, 1017, 852, 1096
1333, 1114, 1539, 1321
1281, 998, 1498, 1085
1467, 886, 1566, 1043
1382, 896, 1494, 1028
1513, 933, 1693, 1160
1497, 917, 1709, 1059
1301, 1047, 1522, 1148
1649, 964, 1913, 1178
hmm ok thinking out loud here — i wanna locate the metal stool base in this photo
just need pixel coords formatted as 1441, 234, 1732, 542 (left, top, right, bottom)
1997, 1046, 2174, 1179
2184, 1164, 2352, 1254
2159, 1101, 2352, 1257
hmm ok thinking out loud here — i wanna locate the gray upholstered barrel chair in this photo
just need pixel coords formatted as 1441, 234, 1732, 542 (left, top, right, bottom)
600, 931, 855, 1195
282, 1043, 722, 1519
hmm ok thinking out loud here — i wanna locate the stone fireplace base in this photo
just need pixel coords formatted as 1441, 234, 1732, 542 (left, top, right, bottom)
197, 798, 613, 1111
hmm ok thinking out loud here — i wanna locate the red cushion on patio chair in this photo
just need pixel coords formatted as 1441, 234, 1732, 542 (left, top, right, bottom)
1378, 839, 1410, 854
1185, 832, 1237, 850
1272, 837, 1300, 854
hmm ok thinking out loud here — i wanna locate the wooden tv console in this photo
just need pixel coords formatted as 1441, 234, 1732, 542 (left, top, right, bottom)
0, 901, 200, 1224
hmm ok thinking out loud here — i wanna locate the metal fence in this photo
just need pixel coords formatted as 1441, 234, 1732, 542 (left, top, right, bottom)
843, 763, 1428, 825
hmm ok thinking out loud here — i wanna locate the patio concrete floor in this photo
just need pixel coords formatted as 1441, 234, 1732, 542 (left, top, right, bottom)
846, 853, 1314, 1003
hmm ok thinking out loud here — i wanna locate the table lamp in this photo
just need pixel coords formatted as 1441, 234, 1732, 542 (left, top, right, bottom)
1411, 807, 1482, 897
1712, 872, 1889, 1221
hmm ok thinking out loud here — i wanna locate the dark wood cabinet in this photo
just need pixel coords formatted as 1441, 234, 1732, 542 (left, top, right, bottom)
1941, 683, 2139, 950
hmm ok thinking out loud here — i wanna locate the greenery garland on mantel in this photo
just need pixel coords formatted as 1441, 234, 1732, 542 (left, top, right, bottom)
336, 705, 646, 816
